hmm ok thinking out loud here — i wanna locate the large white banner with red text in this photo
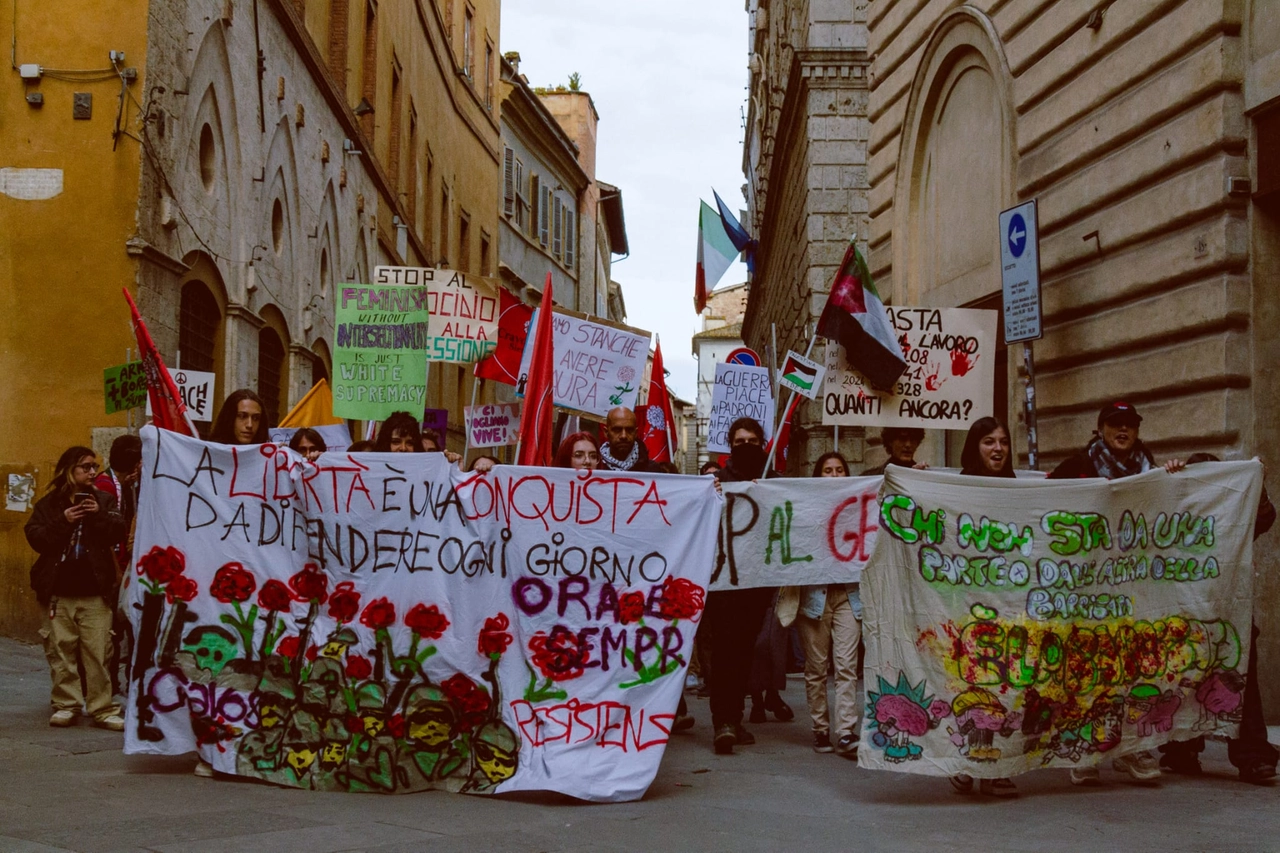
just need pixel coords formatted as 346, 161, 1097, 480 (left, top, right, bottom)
123, 428, 718, 802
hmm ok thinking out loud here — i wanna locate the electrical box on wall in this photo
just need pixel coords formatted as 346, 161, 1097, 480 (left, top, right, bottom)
73, 93, 92, 119
19, 64, 41, 80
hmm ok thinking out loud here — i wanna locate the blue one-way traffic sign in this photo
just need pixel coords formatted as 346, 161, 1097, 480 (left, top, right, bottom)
998, 200, 1041, 343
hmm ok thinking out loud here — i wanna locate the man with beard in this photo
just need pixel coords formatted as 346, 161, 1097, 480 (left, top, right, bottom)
598, 406, 658, 473
705, 417, 776, 754
1049, 400, 1184, 785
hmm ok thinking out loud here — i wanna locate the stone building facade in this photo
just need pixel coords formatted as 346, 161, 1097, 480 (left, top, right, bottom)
864, 1, 1280, 714
741, 0, 873, 475
692, 282, 750, 468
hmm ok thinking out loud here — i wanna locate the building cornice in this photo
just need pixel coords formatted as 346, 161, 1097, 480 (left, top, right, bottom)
125, 235, 190, 276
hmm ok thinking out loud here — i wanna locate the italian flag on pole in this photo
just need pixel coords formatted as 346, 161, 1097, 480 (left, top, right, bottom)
816, 242, 907, 392
695, 201, 738, 314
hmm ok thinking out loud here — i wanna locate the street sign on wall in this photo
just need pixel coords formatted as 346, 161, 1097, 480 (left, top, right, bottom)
999, 200, 1043, 344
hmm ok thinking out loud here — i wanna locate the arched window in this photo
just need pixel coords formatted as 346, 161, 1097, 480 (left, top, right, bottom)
179, 281, 220, 371
258, 327, 285, 425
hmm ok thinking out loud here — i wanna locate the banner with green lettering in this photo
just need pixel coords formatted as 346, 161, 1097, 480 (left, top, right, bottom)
859, 462, 1263, 778
333, 284, 431, 420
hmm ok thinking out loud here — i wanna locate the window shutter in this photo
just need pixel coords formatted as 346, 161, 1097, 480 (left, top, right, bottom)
514, 158, 525, 227
565, 209, 575, 268
503, 147, 514, 217
539, 185, 550, 247
529, 175, 539, 236
553, 196, 562, 259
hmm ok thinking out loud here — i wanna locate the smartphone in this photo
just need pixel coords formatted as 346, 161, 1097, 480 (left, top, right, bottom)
73, 491, 93, 504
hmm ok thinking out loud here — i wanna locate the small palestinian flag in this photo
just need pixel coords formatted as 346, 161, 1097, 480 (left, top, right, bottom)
816, 242, 906, 391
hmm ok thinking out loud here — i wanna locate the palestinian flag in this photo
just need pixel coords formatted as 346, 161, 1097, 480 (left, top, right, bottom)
696, 200, 737, 314
816, 242, 906, 391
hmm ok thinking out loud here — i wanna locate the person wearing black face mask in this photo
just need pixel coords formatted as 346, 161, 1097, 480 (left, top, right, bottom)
704, 417, 777, 754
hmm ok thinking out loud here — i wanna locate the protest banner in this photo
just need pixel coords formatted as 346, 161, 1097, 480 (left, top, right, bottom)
711, 477, 881, 590
515, 308, 651, 419
332, 284, 431, 420
778, 350, 825, 400
707, 363, 774, 453
123, 428, 719, 802
374, 266, 499, 364
822, 307, 996, 430
466, 403, 520, 448
104, 361, 147, 414
858, 463, 1263, 778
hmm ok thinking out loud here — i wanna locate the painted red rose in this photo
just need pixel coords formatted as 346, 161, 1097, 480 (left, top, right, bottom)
477, 613, 513, 657
209, 562, 257, 603
165, 575, 199, 604
359, 597, 396, 631
328, 581, 361, 623
658, 577, 706, 621
440, 673, 491, 730
404, 603, 449, 639
288, 562, 329, 603
305, 644, 320, 661
139, 545, 185, 584
345, 654, 372, 680
344, 713, 364, 734
528, 627, 590, 681
618, 591, 646, 624
276, 635, 301, 659
257, 579, 292, 611
387, 713, 407, 738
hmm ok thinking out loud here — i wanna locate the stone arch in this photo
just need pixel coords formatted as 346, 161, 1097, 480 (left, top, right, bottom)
257, 302, 292, 425
259, 117, 301, 306
178, 251, 230, 409
893, 8, 1017, 309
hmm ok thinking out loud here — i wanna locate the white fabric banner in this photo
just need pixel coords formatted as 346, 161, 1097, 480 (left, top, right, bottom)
123, 427, 719, 802
711, 477, 881, 590
858, 463, 1262, 778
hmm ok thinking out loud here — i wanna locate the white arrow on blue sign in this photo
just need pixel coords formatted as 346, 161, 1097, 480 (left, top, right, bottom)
998, 200, 1042, 344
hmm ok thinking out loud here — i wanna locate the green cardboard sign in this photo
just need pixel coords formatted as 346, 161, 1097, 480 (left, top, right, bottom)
332, 284, 431, 420
104, 361, 147, 414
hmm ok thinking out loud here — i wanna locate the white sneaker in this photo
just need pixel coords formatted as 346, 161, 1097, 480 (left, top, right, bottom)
49, 709, 76, 727
94, 714, 125, 732
1113, 749, 1162, 781
1070, 766, 1101, 786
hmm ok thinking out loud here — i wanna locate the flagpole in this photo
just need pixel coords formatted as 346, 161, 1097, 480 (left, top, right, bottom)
762, 326, 815, 479
655, 334, 675, 464
463, 376, 481, 464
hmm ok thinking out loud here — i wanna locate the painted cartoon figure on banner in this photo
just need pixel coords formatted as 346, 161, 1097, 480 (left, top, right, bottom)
947, 688, 1022, 763
865, 672, 949, 763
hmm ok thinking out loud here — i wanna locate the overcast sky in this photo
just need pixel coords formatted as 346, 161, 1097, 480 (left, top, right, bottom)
501, 0, 749, 402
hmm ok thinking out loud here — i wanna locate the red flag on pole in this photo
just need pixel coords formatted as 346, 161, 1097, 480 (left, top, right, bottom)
517, 273, 555, 466
766, 394, 800, 475
122, 288, 197, 436
638, 337, 677, 463
474, 288, 533, 386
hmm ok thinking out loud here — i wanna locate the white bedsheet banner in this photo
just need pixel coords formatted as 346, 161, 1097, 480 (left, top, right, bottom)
122, 428, 719, 802
858, 463, 1262, 778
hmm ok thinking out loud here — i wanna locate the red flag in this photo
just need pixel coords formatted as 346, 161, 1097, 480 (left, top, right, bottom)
766, 395, 800, 475
475, 288, 533, 385
638, 338, 677, 463
517, 273, 555, 466
122, 288, 196, 436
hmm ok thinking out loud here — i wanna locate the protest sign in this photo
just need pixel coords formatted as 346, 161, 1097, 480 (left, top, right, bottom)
268, 424, 352, 453
422, 407, 448, 439
374, 266, 499, 364
515, 308, 651, 419
104, 361, 147, 414
858, 463, 1263, 778
466, 403, 520, 448
332, 284, 431, 420
707, 363, 774, 453
712, 477, 881, 590
779, 350, 825, 400
145, 369, 215, 421
123, 427, 719, 802
822, 307, 996, 430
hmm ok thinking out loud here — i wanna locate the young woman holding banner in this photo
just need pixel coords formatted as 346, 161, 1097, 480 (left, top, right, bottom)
950, 418, 1019, 797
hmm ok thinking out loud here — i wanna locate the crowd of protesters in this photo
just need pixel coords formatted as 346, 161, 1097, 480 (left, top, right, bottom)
25, 390, 1276, 794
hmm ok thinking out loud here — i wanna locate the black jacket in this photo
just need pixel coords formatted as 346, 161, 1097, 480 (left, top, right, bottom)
25, 487, 126, 605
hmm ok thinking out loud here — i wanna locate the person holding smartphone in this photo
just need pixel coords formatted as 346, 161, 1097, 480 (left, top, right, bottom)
24, 446, 127, 730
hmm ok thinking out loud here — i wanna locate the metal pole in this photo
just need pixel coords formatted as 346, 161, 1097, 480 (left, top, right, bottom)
769, 323, 781, 425
1023, 342, 1039, 470
834, 424, 839, 454
463, 376, 480, 464
762, 329, 816, 479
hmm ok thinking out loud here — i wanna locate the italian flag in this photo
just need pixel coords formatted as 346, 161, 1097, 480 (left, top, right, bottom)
695, 201, 738, 313
816, 242, 907, 391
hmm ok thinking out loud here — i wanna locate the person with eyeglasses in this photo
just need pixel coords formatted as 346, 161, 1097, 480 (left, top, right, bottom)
24, 446, 127, 731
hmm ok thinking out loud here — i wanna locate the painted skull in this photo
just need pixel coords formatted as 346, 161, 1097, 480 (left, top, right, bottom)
182, 626, 239, 676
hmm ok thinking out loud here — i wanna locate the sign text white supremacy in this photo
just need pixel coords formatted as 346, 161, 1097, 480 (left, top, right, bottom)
123, 428, 718, 802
